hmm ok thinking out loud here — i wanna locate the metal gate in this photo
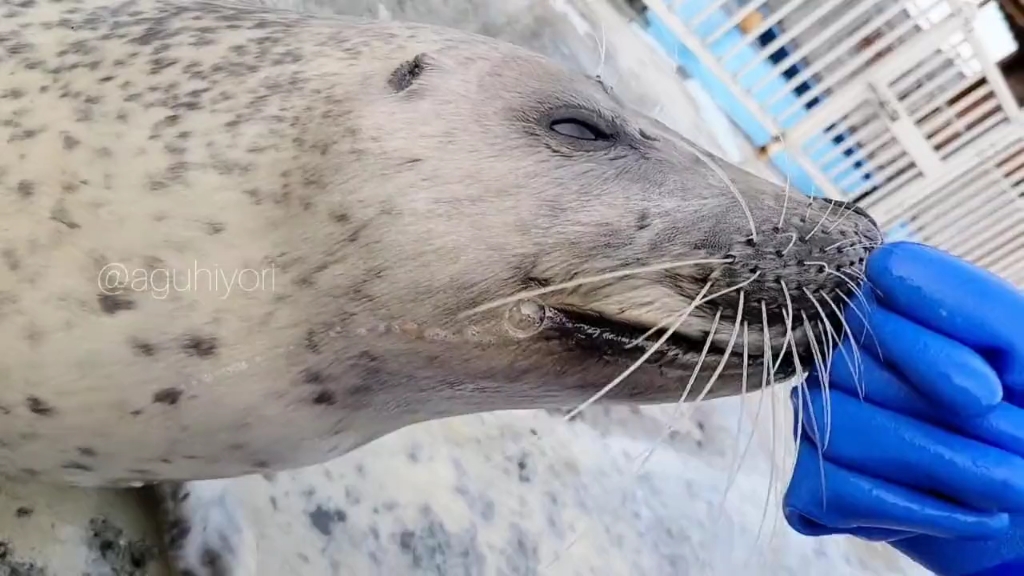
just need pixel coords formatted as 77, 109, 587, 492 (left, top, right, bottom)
640, 0, 1024, 283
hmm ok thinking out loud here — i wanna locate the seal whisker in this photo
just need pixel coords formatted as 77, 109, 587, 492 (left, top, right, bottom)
624, 320, 670, 349
802, 201, 834, 242
771, 281, 796, 374
678, 139, 758, 243
697, 301, 743, 533
691, 295, 744, 408
780, 232, 798, 256
803, 288, 861, 393
564, 272, 763, 420
828, 291, 884, 362
823, 237, 862, 253
825, 269, 873, 320
563, 281, 714, 421
633, 308, 722, 470
458, 257, 733, 318
720, 320, 757, 516
825, 203, 858, 234
776, 137, 793, 231
842, 267, 881, 297
768, 306, 810, 547
834, 240, 884, 253
802, 312, 832, 452
749, 303, 779, 557
818, 291, 869, 397
817, 317, 837, 408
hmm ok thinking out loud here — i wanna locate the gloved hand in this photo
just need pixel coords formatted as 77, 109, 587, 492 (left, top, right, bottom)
782, 242, 1024, 576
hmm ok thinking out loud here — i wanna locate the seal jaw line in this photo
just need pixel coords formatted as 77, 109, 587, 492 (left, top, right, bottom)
540, 305, 805, 383
542, 305, 723, 362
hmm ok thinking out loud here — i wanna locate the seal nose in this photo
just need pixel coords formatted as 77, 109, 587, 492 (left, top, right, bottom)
825, 199, 878, 231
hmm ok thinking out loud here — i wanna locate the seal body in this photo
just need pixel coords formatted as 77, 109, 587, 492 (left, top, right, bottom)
0, 0, 879, 487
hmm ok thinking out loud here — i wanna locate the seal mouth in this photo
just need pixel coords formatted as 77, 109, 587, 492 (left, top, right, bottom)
531, 304, 802, 384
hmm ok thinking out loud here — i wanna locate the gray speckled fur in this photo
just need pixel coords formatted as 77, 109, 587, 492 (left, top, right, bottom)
0, 0, 886, 574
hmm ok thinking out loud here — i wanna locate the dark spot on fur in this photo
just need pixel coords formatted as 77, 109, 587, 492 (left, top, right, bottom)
388, 53, 429, 92
61, 133, 81, 150
312, 390, 337, 406
308, 505, 347, 536
98, 293, 135, 314
204, 221, 225, 235
301, 369, 324, 385
77, 447, 98, 458
15, 180, 34, 198
304, 329, 321, 353
131, 338, 157, 357
50, 202, 81, 229
330, 211, 350, 224
181, 335, 217, 358
516, 452, 534, 483
345, 381, 373, 401
25, 396, 54, 416
14, 507, 33, 519
636, 210, 651, 231
62, 461, 93, 472
2, 248, 19, 272
152, 388, 183, 406
130, 409, 144, 417
242, 188, 262, 204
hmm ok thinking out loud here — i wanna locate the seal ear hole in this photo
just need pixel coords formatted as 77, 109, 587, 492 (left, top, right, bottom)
388, 53, 431, 93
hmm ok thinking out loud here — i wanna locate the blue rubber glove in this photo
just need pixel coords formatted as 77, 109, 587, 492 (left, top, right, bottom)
782, 242, 1024, 576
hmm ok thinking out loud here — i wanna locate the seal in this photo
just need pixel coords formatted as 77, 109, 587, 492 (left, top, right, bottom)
0, 0, 882, 573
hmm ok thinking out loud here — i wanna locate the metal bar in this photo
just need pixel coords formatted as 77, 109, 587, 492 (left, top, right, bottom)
964, 21, 1024, 122
705, 0, 771, 45
862, 127, 1021, 220
644, 0, 846, 198
911, 157, 1024, 234
974, 225, 1024, 268
719, 0, 811, 64
748, 0, 885, 97
778, 3, 964, 125
733, 0, 848, 82
691, 0, 736, 32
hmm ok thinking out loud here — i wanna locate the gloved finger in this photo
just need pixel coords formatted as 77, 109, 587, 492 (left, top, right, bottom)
784, 508, 917, 542
827, 340, 1024, 460
791, 384, 1024, 513
783, 433, 1010, 540
842, 298, 1002, 418
866, 242, 1024, 406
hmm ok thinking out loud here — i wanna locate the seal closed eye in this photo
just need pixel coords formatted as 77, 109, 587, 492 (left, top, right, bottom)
549, 112, 615, 143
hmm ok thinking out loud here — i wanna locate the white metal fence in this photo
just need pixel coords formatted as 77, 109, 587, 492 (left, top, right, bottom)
641, 0, 1024, 285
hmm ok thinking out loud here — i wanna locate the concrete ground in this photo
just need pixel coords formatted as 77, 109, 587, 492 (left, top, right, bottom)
0, 1, 929, 575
